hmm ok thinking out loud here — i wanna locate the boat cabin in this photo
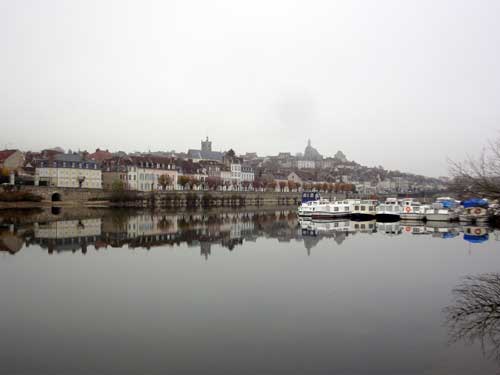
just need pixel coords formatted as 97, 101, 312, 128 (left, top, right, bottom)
301, 191, 321, 204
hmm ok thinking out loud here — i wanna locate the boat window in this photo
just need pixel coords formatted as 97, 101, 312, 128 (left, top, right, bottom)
334, 207, 339, 212
344, 206, 349, 211
355, 224, 359, 229
361, 206, 366, 211
369, 206, 374, 211
355, 206, 360, 211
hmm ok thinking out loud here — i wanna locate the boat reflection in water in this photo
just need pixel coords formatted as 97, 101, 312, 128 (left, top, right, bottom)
425, 221, 462, 239
0, 210, 499, 258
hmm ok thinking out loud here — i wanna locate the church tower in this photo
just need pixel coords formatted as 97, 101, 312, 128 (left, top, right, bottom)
201, 137, 212, 153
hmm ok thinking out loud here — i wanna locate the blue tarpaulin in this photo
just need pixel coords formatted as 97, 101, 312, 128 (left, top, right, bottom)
462, 198, 488, 208
441, 200, 456, 209
464, 233, 489, 244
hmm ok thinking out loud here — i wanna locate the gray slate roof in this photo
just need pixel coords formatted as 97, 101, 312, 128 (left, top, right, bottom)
187, 149, 224, 161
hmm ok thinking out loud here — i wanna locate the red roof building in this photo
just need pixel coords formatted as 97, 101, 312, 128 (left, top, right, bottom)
89, 148, 113, 162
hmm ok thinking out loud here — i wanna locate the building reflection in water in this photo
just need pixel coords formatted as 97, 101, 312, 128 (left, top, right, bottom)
12, 210, 302, 257
445, 273, 500, 362
34, 219, 102, 254
0, 226, 24, 255
0, 210, 499, 257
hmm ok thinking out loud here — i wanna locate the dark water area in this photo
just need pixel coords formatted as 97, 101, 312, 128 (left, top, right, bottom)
1, 209, 500, 374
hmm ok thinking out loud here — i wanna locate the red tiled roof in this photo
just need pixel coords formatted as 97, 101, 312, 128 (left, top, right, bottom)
0, 150, 18, 163
89, 149, 113, 162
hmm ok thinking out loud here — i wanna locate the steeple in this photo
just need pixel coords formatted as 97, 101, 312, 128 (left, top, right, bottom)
307, 139, 311, 147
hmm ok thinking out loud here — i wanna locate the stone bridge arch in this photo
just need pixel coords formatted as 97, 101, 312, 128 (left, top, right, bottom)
51, 192, 62, 202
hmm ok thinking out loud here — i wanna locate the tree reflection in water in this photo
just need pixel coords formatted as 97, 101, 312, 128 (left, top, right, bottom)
445, 273, 500, 361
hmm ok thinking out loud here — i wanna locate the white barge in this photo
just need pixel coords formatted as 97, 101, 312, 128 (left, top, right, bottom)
349, 199, 378, 218
400, 198, 427, 221
376, 198, 402, 221
424, 197, 460, 222
459, 198, 489, 224
310, 200, 351, 220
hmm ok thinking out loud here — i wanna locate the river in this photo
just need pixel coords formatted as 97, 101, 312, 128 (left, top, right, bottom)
1, 208, 499, 374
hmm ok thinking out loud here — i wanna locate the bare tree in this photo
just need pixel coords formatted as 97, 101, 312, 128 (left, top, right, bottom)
444, 273, 500, 361
158, 174, 172, 190
449, 138, 500, 199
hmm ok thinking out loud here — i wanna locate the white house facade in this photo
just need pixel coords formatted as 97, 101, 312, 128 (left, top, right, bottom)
35, 154, 102, 189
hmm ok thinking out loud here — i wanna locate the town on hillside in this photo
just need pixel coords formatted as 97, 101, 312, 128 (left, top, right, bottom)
0, 138, 448, 194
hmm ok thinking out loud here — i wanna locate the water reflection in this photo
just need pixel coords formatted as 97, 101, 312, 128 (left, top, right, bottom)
445, 273, 500, 362
2, 209, 500, 374
0, 210, 499, 257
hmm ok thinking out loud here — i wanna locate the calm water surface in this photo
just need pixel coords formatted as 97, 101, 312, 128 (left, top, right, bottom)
1, 209, 500, 374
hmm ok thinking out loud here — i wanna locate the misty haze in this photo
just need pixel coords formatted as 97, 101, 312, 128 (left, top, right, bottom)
1, 1, 500, 374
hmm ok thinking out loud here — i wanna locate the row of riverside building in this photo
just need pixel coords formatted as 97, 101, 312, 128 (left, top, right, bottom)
1, 138, 448, 194
0, 139, 256, 192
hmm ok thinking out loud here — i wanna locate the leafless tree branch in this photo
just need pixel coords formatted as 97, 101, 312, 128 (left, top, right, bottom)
444, 273, 500, 361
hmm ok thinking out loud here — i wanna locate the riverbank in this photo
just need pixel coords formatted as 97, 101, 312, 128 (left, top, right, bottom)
0, 187, 347, 210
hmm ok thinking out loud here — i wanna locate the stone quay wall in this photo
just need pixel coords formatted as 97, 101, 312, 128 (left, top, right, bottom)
18, 186, 347, 208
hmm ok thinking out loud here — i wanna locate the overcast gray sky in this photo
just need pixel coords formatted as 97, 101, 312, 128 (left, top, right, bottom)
2, 0, 499, 176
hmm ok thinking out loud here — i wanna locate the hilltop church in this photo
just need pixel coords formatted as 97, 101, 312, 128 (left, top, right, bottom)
297, 139, 323, 169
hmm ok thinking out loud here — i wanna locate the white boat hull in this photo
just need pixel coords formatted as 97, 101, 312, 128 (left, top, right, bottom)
400, 213, 426, 221
298, 210, 313, 217
426, 213, 458, 222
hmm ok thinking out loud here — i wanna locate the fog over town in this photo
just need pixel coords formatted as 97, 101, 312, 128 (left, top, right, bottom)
3, 2, 500, 375
2, 0, 500, 177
